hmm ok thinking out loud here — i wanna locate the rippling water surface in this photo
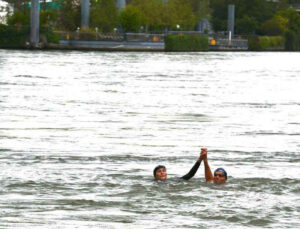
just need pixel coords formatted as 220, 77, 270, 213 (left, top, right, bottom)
0, 50, 300, 228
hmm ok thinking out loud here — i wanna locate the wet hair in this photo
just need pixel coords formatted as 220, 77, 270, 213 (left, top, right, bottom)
153, 165, 166, 178
214, 168, 227, 180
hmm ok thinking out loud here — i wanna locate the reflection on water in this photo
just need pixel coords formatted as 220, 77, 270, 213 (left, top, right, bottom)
0, 50, 300, 228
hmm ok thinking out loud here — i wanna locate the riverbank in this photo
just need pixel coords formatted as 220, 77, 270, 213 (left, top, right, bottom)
47, 40, 165, 51
0, 25, 248, 51
45, 39, 248, 52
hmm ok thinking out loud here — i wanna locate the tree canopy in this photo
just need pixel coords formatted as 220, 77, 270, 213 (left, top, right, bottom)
3, 0, 300, 36
210, 0, 289, 35
90, 0, 119, 32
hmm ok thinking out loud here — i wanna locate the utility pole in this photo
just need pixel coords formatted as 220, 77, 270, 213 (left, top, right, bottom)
81, 0, 90, 29
30, 0, 40, 47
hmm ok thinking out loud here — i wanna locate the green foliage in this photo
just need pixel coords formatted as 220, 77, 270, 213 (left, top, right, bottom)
262, 15, 288, 36
129, 0, 197, 31
40, 10, 58, 27
130, 0, 165, 31
260, 8, 300, 37
0, 24, 59, 47
276, 9, 300, 32
0, 24, 29, 48
90, 0, 119, 32
165, 34, 208, 51
55, 0, 80, 31
210, 0, 280, 35
120, 6, 144, 32
7, 7, 57, 27
189, 0, 211, 22
5, 0, 297, 39
40, 27, 60, 44
248, 35, 285, 51
209, 0, 228, 31
285, 30, 300, 51
237, 0, 275, 24
269, 36, 285, 48
235, 15, 258, 35
7, 11, 30, 26
165, 0, 197, 30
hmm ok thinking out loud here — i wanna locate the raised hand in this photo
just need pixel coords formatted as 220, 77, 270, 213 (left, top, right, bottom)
200, 148, 207, 161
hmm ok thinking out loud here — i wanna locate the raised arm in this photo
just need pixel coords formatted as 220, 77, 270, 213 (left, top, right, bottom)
201, 148, 213, 182
181, 151, 202, 180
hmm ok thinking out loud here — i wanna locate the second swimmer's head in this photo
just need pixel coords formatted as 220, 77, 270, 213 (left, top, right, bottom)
213, 168, 227, 184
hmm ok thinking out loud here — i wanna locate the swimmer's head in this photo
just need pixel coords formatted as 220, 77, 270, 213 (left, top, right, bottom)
153, 165, 167, 180
213, 168, 227, 184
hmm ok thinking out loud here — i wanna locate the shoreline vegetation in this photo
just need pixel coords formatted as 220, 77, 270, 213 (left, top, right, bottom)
0, 24, 295, 52
1, 0, 300, 51
1, 23, 299, 52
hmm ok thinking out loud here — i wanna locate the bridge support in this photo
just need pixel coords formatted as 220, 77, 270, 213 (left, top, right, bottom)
116, 0, 126, 11
30, 0, 40, 47
81, 0, 90, 29
227, 4, 235, 37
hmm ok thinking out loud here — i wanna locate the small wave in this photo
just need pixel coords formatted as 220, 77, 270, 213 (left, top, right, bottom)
13, 75, 47, 79
242, 131, 286, 136
226, 178, 299, 194
247, 218, 273, 227
225, 102, 276, 108
0, 127, 76, 131
0, 148, 12, 152
6, 181, 70, 190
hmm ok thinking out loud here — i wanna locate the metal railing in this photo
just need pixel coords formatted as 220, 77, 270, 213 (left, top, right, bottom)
212, 38, 248, 47
56, 31, 166, 42
56, 31, 124, 42
125, 33, 164, 42
166, 31, 209, 36
209, 31, 248, 49
54, 30, 248, 49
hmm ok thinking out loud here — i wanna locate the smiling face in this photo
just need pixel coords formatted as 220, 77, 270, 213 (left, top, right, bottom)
213, 171, 226, 184
155, 167, 167, 180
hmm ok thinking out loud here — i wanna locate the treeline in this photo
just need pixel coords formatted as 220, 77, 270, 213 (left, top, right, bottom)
211, 0, 300, 50
3, 0, 300, 50
210, 0, 300, 36
4, 0, 209, 32
120, 0, 210, 32
4, 0, 300, 34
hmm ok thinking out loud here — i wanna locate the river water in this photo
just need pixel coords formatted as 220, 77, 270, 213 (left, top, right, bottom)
0, 50, 299, 228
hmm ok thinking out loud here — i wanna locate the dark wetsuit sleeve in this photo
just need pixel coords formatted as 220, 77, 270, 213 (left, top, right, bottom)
180, 161, 201, 180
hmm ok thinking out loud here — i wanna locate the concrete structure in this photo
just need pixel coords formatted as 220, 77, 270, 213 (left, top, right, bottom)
81, 0, 90, 29
196, 18, 212, 33
227, 4, 235, 36
116, 0, 126, 11
58, 40, 164, 51
30, 0, 40, 47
